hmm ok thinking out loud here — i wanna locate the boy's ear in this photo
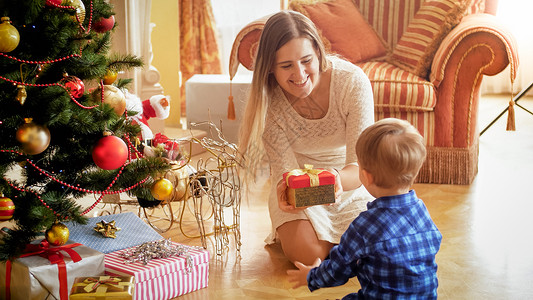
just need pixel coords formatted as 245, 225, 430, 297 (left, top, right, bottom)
361, 168, 374, 186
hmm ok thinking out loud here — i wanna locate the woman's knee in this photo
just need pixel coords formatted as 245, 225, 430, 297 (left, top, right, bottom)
277, 220, 333, 264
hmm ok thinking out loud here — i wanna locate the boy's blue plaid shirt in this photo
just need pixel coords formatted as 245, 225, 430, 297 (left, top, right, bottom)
308, 190, 442, 299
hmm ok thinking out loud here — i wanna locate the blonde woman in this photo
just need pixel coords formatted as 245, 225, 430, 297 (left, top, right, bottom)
238, 11, 374, 265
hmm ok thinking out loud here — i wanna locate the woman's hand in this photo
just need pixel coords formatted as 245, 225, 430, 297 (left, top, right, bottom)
277, 178, 305, 213
326, 168, 344, 203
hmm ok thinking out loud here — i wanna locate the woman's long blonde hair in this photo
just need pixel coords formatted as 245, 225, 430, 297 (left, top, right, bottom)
238, 11, 328, 181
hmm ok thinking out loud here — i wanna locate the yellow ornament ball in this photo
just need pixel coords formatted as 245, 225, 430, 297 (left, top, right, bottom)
45, 222, 70, 246
151, 178, 174, 201
103, 69, 118, 85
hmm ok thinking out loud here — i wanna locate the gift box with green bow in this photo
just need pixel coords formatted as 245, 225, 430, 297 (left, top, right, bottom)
282, 164, 336, 208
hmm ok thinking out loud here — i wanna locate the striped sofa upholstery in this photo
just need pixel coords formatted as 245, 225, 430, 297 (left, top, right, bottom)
229, 0, 518, 184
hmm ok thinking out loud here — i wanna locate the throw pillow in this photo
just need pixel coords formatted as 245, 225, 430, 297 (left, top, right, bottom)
389, 0, 471, 79
289, 0, 388, 64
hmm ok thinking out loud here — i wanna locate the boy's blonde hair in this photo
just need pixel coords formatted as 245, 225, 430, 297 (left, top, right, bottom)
355, 118, 426, 189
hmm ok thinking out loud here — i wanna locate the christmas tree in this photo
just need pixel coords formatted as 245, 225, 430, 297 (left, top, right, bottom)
0, 0, 169, 259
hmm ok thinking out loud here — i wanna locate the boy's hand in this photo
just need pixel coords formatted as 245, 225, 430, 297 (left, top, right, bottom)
277, 178, 304, 213
287, 258, 321, 289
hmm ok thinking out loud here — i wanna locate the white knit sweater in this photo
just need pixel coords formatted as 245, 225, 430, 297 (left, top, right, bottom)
262, 56, 375, 244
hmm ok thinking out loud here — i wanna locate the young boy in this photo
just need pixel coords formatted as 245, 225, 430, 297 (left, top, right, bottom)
287, 118, 442, 299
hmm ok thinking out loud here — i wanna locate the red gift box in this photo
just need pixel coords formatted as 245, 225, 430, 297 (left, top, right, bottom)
104, 241, 209, 300
283, 164, 336, 207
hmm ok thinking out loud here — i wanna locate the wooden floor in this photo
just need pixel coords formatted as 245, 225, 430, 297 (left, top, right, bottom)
145, 94, 533, 300
9, 94, 529, 299
134, 94, 533, 300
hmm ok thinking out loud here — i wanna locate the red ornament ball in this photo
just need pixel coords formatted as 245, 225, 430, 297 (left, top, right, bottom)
92, 135, 128, 170
45, 0, 63, 6
0, 197, 15, 221
61, 75, 85, 99
93, 15, 115, 33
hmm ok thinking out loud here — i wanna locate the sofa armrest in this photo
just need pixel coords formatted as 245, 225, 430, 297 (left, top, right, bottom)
228, 15, 271, 80
431, 14, 518, 86
429, 13, 519, 148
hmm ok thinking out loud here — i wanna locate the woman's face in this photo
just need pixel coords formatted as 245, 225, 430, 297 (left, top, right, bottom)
272, 37, 320, 99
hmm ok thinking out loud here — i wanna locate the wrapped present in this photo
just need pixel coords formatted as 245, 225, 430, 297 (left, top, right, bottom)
283, 164, 336, 208
105, 240, 210, 300
70, 275, 134, 299
0, 240, 104, 300
65, 212, 163, 254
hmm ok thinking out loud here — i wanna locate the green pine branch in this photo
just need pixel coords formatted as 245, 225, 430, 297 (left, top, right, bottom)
0, 0, 167, 259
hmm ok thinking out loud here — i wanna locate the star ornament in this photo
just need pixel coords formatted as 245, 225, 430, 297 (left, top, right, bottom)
94, 220, 121, 238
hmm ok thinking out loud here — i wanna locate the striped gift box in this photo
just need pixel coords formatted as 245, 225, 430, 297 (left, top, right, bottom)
104, 242, 210, 300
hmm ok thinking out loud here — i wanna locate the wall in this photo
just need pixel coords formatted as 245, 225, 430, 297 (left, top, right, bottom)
150, 1, 181, 127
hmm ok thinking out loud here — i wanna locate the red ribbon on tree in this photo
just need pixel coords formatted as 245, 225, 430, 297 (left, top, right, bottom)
4, 240, 82, 300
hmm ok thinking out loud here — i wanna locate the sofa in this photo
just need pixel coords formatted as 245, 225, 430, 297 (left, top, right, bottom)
228, 0, 519, 184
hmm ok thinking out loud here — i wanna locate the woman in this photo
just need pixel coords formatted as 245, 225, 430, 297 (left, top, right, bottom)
238, 11, 374, 265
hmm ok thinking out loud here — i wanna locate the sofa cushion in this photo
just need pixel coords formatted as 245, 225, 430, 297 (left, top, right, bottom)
289, 0, 387, 64
388, 0, 470, 79
358, 61, 437, 113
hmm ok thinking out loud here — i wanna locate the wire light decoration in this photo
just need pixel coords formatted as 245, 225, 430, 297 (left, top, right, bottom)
98, 121, 242, 257
187, 121, 242, 256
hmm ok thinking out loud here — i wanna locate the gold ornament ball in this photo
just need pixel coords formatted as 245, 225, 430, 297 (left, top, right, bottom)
16, 119, 51, 155
93, 85, 126, 116
168, 166, 189, 200
45, 222, 70, 246
151, 178, 174, 201
103, 69, 118, 85
0, 17, 20, 53
65, 0, 86, 23
174, 178, 188, 200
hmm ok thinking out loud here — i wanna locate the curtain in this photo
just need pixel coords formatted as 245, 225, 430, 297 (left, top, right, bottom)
180, 0, 222, 115
481, 1, 533, 96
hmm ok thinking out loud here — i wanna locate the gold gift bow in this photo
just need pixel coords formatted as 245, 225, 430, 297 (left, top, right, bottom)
93, 220, 121, 238
286, 164, 324, 187
83, 276, 122, 293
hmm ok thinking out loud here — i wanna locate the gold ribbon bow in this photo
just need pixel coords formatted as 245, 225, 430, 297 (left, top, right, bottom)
93, 220, 121, 238
286, 164, 323, 187
83, 276, 121, 293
